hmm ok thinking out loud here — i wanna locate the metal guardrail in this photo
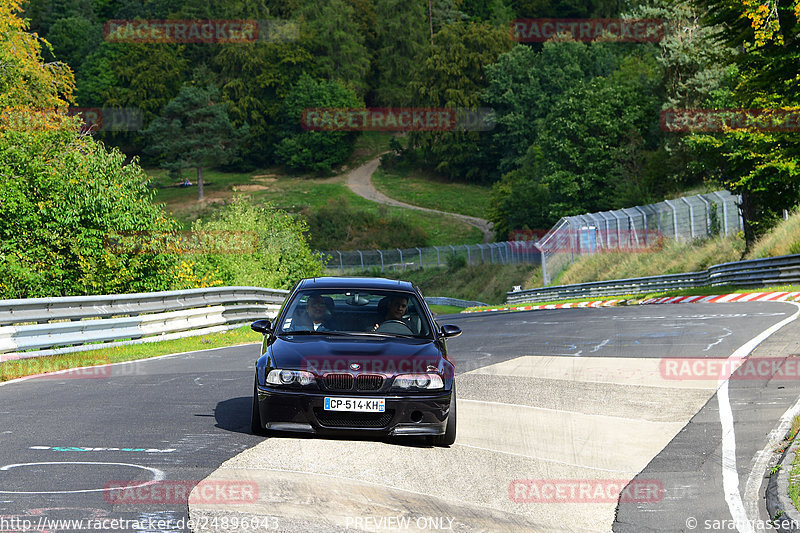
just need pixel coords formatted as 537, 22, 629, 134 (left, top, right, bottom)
506, 254, 800, 304
0, 286, 288, 360
426, 297, 488, 308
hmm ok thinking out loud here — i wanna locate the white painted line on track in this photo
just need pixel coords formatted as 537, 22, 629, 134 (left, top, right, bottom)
715, 302, 800, 533
0, 462, 165, 494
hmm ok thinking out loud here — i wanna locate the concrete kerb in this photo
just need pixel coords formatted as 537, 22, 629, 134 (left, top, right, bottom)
768, 440, 800, 532
463, 291, 800, 315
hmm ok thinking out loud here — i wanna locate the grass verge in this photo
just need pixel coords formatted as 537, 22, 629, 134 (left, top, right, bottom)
550, 235, 745, 287
371, 166, 491, 219
788, 415, 800, 511
0, 325, 261, 383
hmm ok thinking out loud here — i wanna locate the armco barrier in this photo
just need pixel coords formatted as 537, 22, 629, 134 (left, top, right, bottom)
0, 287, 482, 360
506, 254, 800, 304
0, 286, 288, 359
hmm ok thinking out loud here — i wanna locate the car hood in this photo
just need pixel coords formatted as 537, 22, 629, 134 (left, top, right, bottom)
267, 335, 445, 375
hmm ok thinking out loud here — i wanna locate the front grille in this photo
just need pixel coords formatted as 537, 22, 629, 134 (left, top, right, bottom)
314, 409, 394, 428
325, 373, 354, 391
356, 374, 384, 391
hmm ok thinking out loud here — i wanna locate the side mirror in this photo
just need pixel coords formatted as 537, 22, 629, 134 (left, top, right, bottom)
440, 324, 462, 338
251, 319, 272, 335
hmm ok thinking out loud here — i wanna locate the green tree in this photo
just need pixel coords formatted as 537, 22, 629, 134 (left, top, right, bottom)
145, 85, 248, 200
0, 1, 74, 112
297, 0, 372, 96
214, 38, 313, 166
407, 20, 512, 182
374, 0, 429, 105
688, 0, 800, 249
46, 16, 102, 69
274, 74, 363, 173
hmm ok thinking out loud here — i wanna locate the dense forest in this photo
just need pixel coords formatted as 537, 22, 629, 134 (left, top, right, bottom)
1, 0, 798, 297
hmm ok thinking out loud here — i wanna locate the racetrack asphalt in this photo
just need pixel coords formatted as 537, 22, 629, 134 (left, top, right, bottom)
1, 302, 798, 532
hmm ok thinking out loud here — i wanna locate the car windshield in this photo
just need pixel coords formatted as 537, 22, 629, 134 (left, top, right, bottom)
276, 289, 433, 338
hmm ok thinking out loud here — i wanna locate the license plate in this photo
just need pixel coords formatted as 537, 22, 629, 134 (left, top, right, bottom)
324, 397, 385, 412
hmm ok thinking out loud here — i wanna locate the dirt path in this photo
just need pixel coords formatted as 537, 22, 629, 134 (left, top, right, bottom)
346, 157, 494, 243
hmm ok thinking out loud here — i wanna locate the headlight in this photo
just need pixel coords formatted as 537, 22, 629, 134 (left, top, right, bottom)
392, 373, 444, 390
266, 369, 315, 386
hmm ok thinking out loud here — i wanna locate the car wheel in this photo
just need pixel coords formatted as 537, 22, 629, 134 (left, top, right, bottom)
431, 384, 456, 447
251, 375, 268, 436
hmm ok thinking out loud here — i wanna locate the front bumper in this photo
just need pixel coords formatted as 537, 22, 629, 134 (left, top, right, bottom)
255, 386, 451, 436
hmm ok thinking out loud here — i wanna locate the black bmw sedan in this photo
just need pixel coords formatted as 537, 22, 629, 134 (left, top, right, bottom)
250, 277, 460, 446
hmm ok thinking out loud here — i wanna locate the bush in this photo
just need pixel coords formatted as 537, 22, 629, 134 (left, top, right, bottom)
0, 129, 179, 298
189, 197, 324, 289
303, 197, 429, 250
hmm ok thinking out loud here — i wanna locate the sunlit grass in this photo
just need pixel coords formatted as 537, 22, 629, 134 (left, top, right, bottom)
0, 325, 260, 382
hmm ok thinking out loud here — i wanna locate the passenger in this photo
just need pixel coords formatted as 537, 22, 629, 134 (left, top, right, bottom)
371, 295, 410, 332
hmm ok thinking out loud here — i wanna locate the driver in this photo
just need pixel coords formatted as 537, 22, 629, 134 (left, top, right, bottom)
371, 295, 409, 331
292, 294, 337, 332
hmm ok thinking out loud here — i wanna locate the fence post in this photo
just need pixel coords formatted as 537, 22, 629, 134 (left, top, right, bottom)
397, 248, 404, 271
696, 194, 712, 237
357, 250, 364, 271
712, 191, 729, 235
378, 250, 384, 273
416, 247, 423, 268
434, 246, 440, 267
664, 199, 679, 241
490, 244, 495, 264
534, 242, 547, 286
337, 251, 344, 274
466, 245, 471, 265
610, 211, 623, 249
680, 197, 696, 239
589, 214, 605, 249
633, 206, 648, 246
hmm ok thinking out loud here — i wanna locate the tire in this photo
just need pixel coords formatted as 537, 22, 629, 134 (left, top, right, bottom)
251, 375, 268, 436
431, 384, 456, 447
